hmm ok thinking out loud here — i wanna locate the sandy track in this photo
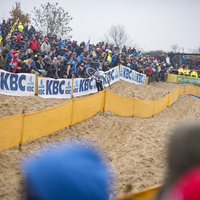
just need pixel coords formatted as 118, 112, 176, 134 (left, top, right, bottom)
0, 81, 177, 118
1, 81, 198, 200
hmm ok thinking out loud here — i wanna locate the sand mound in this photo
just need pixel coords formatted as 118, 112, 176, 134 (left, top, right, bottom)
0, 81, 198, 200
0, 81, 177, 118
107, 81, 177, 100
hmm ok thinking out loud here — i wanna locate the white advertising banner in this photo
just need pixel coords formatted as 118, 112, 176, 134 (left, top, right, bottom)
73, 66, 120, 97
120, 65, 146, 84
72, 77, 97, 97
38, 77, 72, 98
0, 69, 35, 96
104, 66, 120, 87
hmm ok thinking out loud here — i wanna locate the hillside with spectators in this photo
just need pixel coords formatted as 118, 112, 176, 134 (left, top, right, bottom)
0, 19, 174, 82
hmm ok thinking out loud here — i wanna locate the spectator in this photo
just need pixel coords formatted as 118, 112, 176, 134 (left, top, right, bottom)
22, 143, 111, 200
75, 41, 85, 56
0, 48, 9, 69
41, 37, 51, 53
111, 53, 119, 67
4, 40, 11, 52
43, 57, 55, 78
29, 36, 39, 54
90, 53, 99, 70
28, 25, 35, 39
4, 53, 13, 72
18, 22, 24, 33
156, 123, 200, 200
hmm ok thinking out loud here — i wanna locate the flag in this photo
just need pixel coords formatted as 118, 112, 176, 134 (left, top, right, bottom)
84, 38, 90, 53
10, 18, 19, 37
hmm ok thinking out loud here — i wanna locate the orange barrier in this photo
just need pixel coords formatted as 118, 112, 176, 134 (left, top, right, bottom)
0, 84, 199, 152
116, 184, 161, 200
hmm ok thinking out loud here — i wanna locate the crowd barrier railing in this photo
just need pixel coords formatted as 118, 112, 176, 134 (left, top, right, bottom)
0, 66, 147, 98
0, 84, 199, 152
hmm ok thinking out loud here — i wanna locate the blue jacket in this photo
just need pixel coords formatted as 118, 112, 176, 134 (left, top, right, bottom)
111, 53, 118, 66
77, 55, 83, 63
59, 40, 65, 50
130, 63, 137, 70
70, 60, 77, 74
179, 58, 185, 64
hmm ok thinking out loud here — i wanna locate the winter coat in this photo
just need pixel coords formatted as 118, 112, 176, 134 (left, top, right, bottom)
29, 40, 39, 51
1, 53, 7, 69
41, 41, 51, 53
4, 60, 12, 72
18, 23, 24, 32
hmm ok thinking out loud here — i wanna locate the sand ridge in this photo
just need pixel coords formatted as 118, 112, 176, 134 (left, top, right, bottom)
0, 80, 177, 118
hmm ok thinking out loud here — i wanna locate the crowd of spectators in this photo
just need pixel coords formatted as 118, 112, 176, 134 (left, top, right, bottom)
0, 19, 182, 82
169, 53, 200, 70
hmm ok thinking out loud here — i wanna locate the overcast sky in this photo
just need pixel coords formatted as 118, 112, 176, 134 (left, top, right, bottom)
0, 0, 200, 52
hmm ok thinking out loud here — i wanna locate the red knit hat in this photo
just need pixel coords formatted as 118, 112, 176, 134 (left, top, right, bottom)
69, 52, 73, 57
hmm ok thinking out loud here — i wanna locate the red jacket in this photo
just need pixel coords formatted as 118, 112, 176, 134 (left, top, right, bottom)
10, 51, 18, 73
146, 67, 152, 76
162, 164, 200, 200
29, 40, 39, 51
17, 33, 21, 42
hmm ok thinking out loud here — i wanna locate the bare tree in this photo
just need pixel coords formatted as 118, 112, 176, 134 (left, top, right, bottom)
171, 44, 179, 53
32, 2, 72, 37
104, 25, 132, 49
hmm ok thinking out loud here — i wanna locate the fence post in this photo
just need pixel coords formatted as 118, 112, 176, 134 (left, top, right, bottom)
19, 110, 25, 151
103, 89, 107, 116
71, 77, 74, 99
35, 76, 38, 96
152, 98, 155, 117
132, 98, 134, 118
167, 92, 170, 107
118, 64, 120, 79
70, 99, 74, 129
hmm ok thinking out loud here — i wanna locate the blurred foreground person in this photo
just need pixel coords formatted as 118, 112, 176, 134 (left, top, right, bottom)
157, 123, 200, 200
22, 142, 111, 200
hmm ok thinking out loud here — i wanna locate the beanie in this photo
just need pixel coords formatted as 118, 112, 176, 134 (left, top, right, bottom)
7, 53, 13, 60
23, 144, 110, 200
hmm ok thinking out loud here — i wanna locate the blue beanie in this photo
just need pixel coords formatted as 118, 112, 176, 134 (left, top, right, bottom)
7, 53, 13, 60
23, 144, 110, 200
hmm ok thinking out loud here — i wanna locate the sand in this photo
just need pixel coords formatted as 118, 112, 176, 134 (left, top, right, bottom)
1, 81, 200, 200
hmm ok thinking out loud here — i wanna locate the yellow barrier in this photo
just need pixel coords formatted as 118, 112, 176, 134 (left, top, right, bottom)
116, 184, 161, 200
0, 114, 24, 152
72, 91, 105, 125
0, 84, 199, 152
22, 100, 72, 143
